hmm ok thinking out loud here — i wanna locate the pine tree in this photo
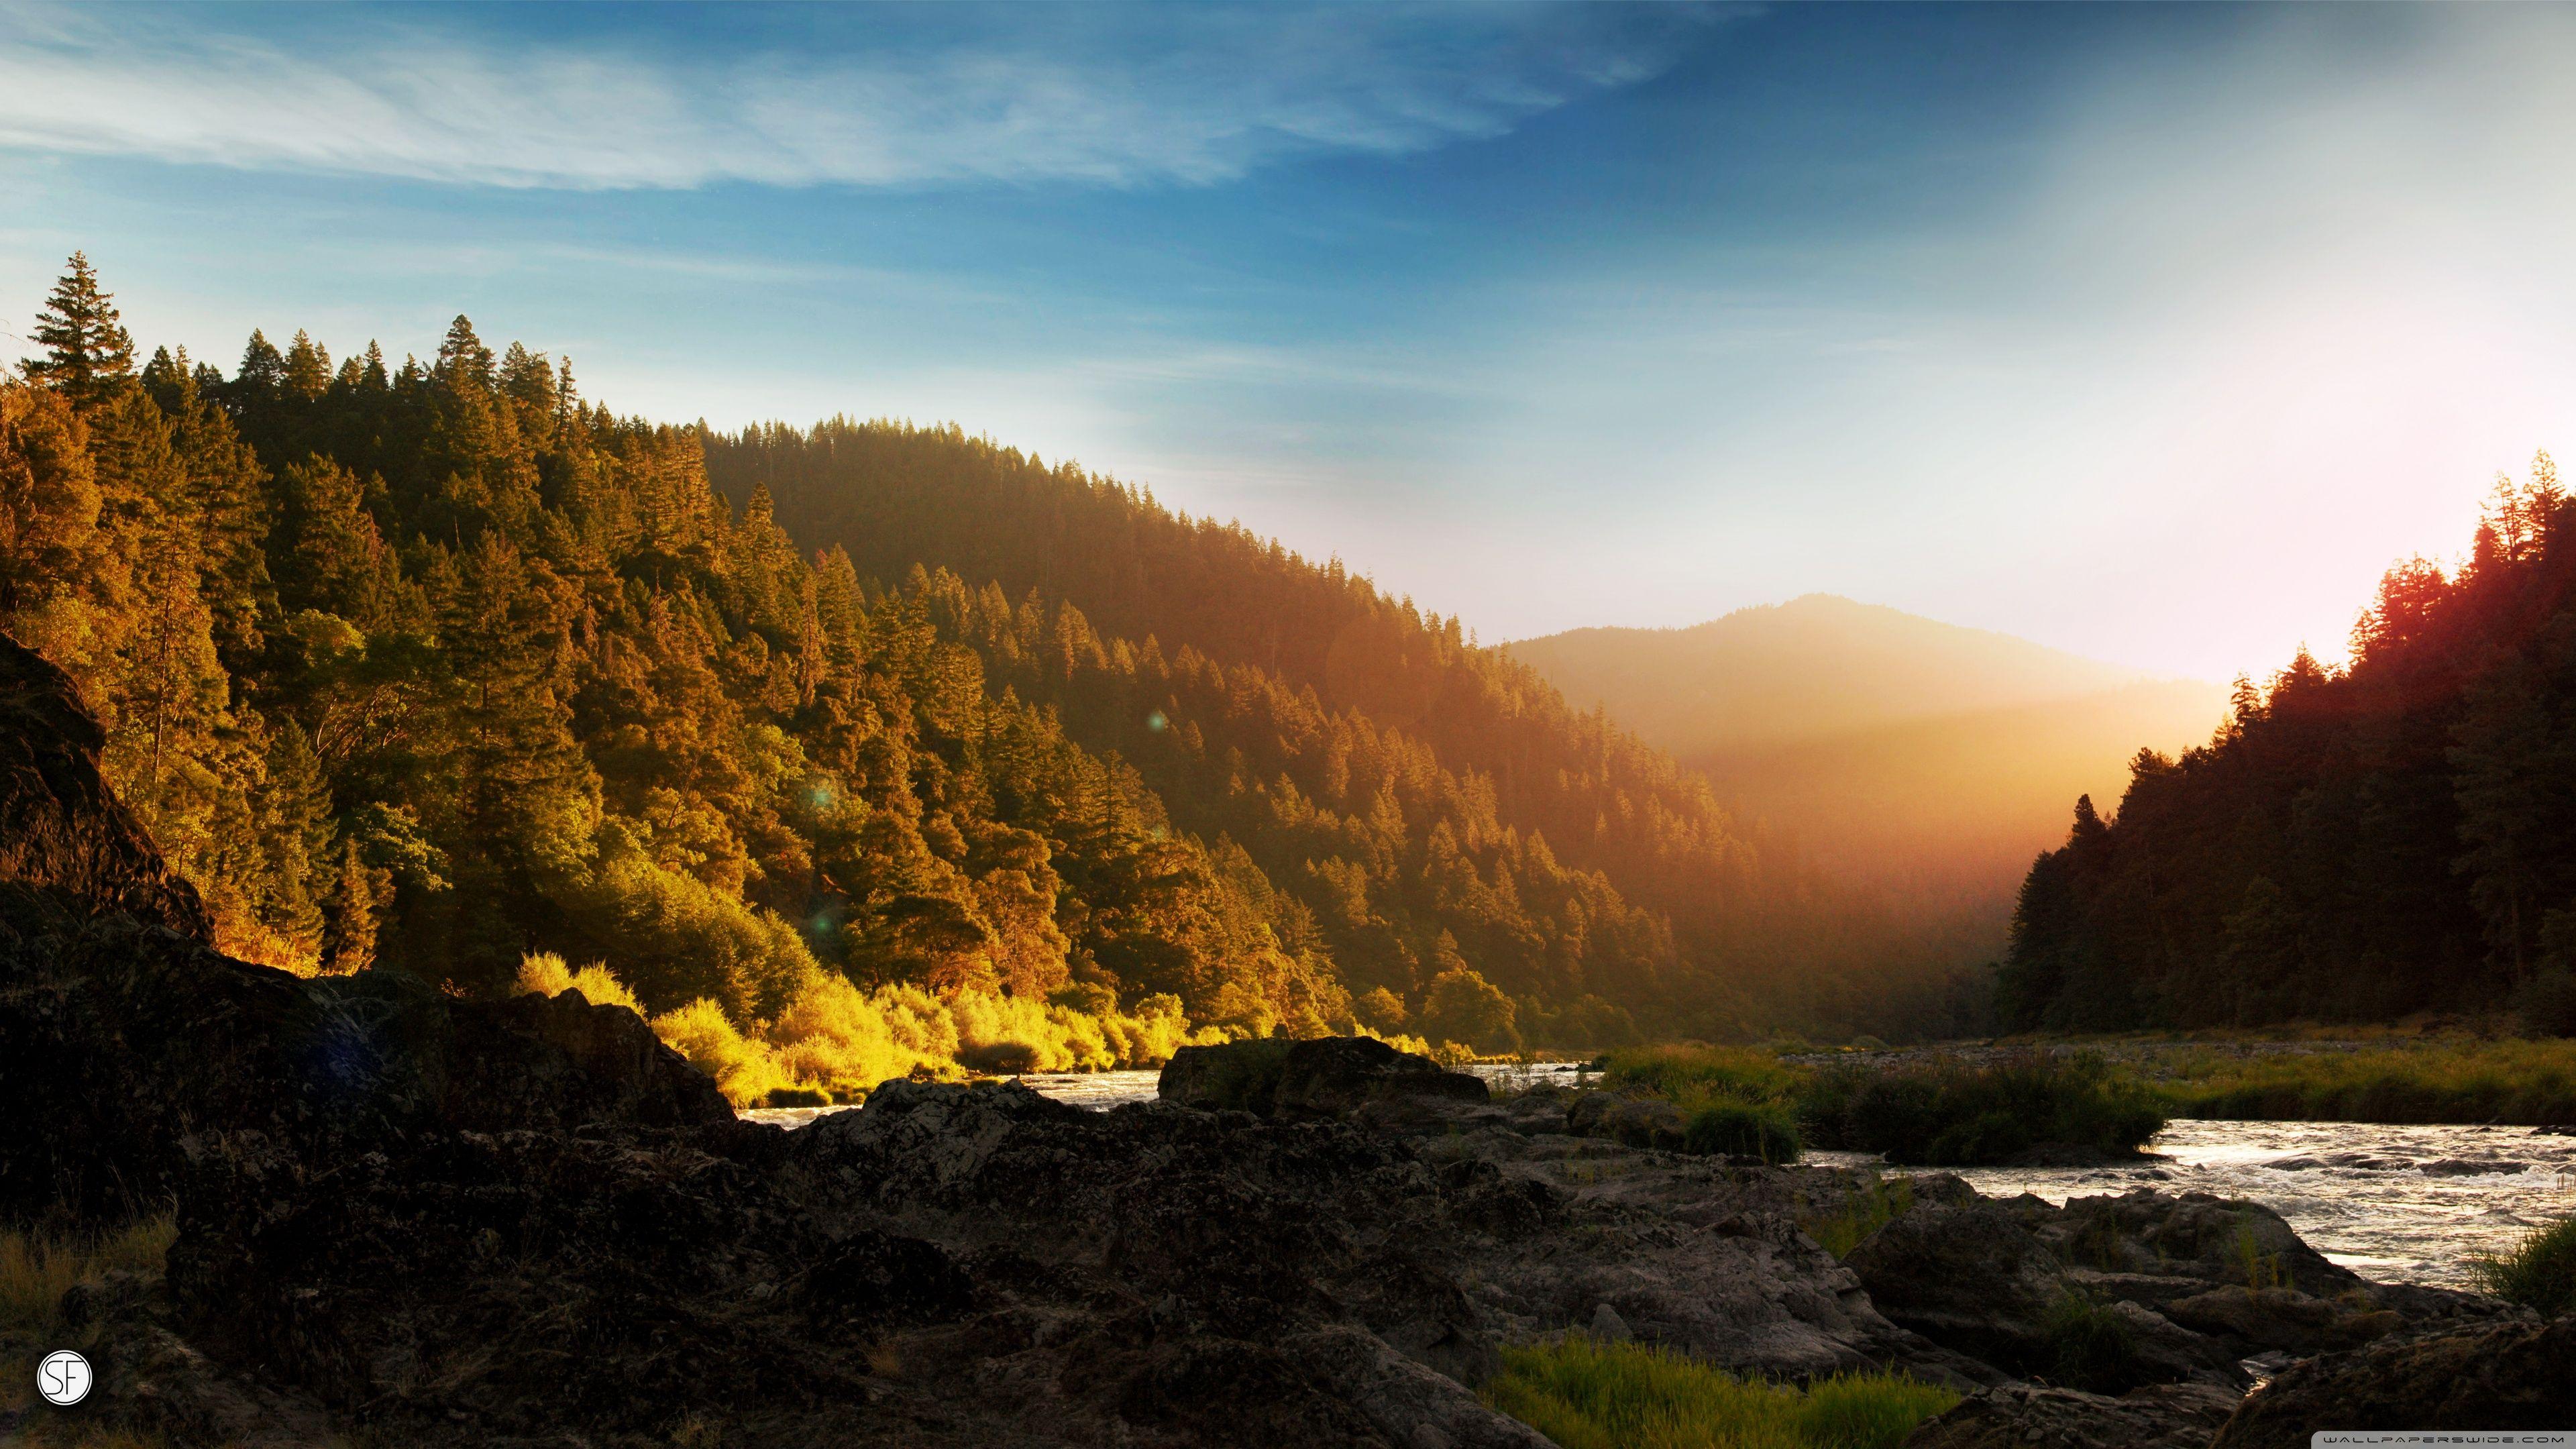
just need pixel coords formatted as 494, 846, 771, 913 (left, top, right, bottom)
21, 253, 136, 413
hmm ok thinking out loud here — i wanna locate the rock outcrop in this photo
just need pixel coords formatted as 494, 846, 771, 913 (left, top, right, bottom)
1157, 1035, 1489, 1118
1904, 1380, 2243, 1449
0, 633, 209, 938
2210, 1315, 2576, 1448
1841, 1180, 2500, 1392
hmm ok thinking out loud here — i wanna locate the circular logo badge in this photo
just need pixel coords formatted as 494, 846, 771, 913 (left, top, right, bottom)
38, 1349, 91, 1407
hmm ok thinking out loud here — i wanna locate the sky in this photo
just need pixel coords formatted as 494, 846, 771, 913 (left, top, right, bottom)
5, 1, 2574, 682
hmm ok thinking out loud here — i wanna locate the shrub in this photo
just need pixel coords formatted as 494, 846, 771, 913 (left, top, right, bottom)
1421, 965, 1522, 1056
1805, 1053, 2166, 1166
1354, 985, 1409, 1032
650, 997, 796, 1106
515, 950, 645, 1014
960, 1039, 1042, 1075
2472, 1214, 2576, 1317
1684, 1099, 1804, 1163
1481, 1335, 1957, 1449
767, 973, 955, 1097
2516, 969, 2576, 1038
2036, 1292, 2145, 1394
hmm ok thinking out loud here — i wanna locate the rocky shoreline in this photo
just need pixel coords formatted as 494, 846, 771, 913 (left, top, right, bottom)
4, 630, 2572, 1448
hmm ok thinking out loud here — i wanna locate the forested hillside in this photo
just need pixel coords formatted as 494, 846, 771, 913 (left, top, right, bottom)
706, 421, 1996, 1043
1, 257, 1984, 1107
1999, 457, 2576, 1030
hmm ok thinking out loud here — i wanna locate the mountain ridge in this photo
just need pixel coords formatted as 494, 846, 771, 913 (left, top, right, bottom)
1505, 595, 2229, 900
1508, 592, 2212, 755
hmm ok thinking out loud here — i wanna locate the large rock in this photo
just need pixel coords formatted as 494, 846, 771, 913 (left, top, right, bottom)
1564, 1091, 1692, 1149
1844, 1199, 2069, 1371
2029, 1189, 2355, 1299
1905, 1381, 2243, 1449
1844, 1181, 2493, 1393
2210, 1315, 2576, 1448
2161, 1285, 2400, 1358
0, 633, 209, 938
1158, 1036, 1487, 1118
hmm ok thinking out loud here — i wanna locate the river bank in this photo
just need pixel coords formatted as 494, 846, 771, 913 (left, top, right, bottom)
1786, 1036, 2576, 1126
746, 1071, 2576, 1293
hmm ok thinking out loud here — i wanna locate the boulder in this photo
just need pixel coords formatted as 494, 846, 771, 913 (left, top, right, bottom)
2031, 1189, 2357, 1298
2162, 1285, 2400, 1357
1158, 1036, 1487, 1118
1564, 1091, 1691, 1150
0, 633, 209, 939
1843, 1200, 2067, 1369
1275, 1036, 1491, 1117
1905, 1381, 2243, 1449
2210, 1315, 2576, 1448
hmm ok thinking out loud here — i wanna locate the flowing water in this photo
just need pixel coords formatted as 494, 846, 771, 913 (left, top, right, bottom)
745, 1069, 2576, 1290
1810, 1120, 2576, 1290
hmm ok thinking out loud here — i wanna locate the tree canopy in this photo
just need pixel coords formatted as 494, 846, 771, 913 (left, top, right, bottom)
1998, 456, 2576, 1030
5, 258, 1989, 1089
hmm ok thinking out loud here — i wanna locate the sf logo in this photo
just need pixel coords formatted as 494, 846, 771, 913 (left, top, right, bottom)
39, 1349, 91, 1406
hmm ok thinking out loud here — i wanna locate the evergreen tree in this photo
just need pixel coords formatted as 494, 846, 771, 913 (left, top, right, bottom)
20, 252, 136, 413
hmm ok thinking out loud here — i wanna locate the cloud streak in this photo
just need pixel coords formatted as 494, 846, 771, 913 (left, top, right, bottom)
0, 3, 1719, 191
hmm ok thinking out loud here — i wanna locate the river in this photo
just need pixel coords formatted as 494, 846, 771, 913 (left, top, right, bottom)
743, 1066, 2576, 1290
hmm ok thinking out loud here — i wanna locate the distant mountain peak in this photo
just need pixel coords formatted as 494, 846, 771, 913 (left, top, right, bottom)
1507, 598, 2178, 753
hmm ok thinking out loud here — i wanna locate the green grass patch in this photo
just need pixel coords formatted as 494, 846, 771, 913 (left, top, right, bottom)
2149, 1039, 2576, 1124
1598, 1046, 2165, 1166
1605, 1045, 1807, 1106
1799, 1177, 1916, 1259
1802, 1053, 2166, 1165
2471, 1214, 2576, 1317
1483, 1335, 1958, 1449
2035, 1292, 2146, 1393
1683, 1100, 1805, 1163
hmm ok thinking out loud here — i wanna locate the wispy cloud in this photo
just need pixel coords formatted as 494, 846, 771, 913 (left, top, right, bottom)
0, 3, 1721, 191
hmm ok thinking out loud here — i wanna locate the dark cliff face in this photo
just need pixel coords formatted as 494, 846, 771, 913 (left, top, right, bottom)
0, 633, 211, 942
0, 629, 729, 1220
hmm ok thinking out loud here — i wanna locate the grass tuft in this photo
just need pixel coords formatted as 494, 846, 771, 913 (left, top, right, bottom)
1, 1215, 174, 1338
1605, 1045, 1806, 1105
1683, 1101, 1804, 1163
2471, 1214, 2576, 1318
1802, 1053, 2166, 1165
1483, 1335, 1957, 1449
2151, 1039, 2576, 1124
2035, 1292, 2144, 1394
1599, 1046, 2164, 1166
3, 1214, 178, 1432
1800, 1177, 1915, 1259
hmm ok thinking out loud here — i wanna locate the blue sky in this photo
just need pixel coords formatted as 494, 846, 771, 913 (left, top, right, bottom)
6, 2, 2574, 681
